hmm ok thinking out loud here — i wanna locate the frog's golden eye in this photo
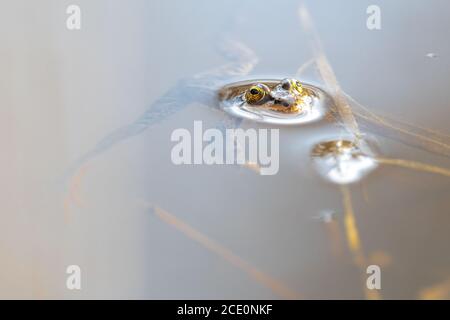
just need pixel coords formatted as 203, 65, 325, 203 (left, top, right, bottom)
245, 85, 266, 104
293, 80, 303, 94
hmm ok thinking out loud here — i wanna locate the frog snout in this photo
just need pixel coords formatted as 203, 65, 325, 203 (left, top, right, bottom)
270, 92, 294, 107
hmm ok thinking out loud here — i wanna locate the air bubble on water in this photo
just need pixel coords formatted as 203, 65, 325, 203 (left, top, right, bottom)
218, 79, 331, 125
311, 139, 378, 184
313, 210, 337, 223
426, 53, 438, 59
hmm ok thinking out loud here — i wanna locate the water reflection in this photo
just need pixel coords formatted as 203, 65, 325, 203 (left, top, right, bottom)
4, 0, 450, 300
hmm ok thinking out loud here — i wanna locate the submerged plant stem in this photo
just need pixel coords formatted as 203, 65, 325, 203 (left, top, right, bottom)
376, 157, 450, 178
153, 206, 302, 299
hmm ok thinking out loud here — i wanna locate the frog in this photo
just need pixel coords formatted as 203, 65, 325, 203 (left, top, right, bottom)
217, 77, 327, 126
243, 78, 307, 113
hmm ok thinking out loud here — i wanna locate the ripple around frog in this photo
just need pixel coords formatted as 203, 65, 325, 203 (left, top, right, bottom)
311, 139, 378, 184
218, 79, 331, 125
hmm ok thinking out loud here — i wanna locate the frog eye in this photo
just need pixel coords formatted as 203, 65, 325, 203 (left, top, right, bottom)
281, 80, 291, 90
292, 80, 303, 94
245, 85, 266, 104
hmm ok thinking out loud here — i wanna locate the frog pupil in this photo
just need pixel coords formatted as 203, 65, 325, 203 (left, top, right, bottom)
250, 88, 260, 95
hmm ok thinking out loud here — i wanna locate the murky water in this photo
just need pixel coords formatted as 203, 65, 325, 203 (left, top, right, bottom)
2, 0, 450, 299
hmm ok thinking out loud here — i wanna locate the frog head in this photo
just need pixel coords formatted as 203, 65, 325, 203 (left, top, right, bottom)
244, 78, 306, 113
